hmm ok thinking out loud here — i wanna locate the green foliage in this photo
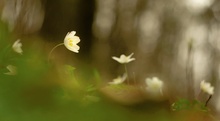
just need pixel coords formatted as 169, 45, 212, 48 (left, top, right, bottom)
93, 69, 102, 84
0, 20, 213, 121
171, 99, 208, 111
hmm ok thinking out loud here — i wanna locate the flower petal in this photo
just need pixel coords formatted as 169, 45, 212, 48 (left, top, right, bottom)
64, 31, 80, 53
4, 65, 17, 75
108, 73, 127, 85
72, 36, 80, 44
200, 80, 214, 95
112, 56, 123, 63
112, 53, 135, 64
12, 39, 23, 54
128, 53, 134, 58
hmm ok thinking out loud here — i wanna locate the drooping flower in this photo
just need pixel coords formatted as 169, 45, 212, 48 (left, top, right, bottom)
108, 73, 127, 85
145, 77, 164, 95
12, 39, 22, 54
200, 80, 214, 95
4, 65, 17, 75
112, 53, 135, 64
64, 31, 80, 53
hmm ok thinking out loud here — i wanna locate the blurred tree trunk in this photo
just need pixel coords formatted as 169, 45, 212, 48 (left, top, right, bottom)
92, 0, 220, 107
1, 0, 45, 35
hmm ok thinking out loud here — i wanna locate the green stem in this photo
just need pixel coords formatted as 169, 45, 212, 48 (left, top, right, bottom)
48, 43, 64, 62
186, 39, 194, 100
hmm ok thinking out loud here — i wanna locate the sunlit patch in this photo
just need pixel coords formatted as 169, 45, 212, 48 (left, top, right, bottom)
185, 0, 214, 14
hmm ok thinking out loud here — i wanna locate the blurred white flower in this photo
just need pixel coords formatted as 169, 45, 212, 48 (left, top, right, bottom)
4, 65, 17, 75
12, 39, 22, 54
64, 31, 80, 53
200, 80, 214, 95
108, 73, 127, 85
112, 53, 135, 64
145, 77, 163, 95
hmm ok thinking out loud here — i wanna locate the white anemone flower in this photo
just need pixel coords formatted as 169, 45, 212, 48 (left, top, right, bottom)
4, 65, 17, 75
112, 53, 135, 64
200, 80, 214, 95
12, 39, 22, 54
64, 31, 80, 53
109, 74, 127, 85
145, 77, 164, 95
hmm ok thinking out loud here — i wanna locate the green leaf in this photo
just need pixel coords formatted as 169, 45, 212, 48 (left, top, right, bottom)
64, 65, 76, 72
172, 99, 191, 111
93, 69, 101, 84
86, 84, 97, 92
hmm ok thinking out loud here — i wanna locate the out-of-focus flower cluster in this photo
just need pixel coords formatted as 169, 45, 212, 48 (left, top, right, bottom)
3, 39, 23, 76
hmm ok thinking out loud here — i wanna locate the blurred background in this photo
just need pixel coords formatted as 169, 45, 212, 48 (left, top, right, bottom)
1, 0, 220, 120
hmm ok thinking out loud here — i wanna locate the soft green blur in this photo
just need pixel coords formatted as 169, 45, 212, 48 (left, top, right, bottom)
0, 0, 218, 120
0, 21, 175, 121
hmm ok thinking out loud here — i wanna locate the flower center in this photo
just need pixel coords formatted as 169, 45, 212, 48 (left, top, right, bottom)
68, 39, 73, 47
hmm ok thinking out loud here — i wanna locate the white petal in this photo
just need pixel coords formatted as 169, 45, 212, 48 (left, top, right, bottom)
12, 39, 22, 54
66, 31, 76, 38
127, 58, 135, 63
145, 77, 163, 94
72, 36, 80, 44
108, 74, 127, 85
65, 44, 80, 53
128, 53, 134, 58
64, 31, 80, 53
200, 80, 214, 95
112, 53, 135, 64
112, 56, 124, 63
4, 65, 17, 75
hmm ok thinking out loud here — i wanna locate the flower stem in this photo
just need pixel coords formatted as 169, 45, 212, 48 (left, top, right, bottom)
48, 43, 64, 62
205, 95, 212, 107
186, 39, 194, 100
124, 64, 129, 84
